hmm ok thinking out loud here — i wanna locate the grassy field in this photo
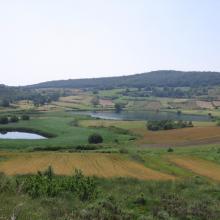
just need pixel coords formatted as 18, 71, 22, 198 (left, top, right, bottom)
0, 112, 133, 150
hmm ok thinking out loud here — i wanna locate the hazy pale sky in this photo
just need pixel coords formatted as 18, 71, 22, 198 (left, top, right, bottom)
1, 0, 220, 86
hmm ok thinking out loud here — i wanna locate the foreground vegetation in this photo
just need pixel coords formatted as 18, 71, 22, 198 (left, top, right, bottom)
1, 168, 220, 220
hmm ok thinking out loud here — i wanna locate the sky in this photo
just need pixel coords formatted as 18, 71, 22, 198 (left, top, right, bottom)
0, 0, 220, 86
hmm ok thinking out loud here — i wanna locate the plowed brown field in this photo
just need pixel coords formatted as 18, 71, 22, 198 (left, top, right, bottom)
138, 126, 220, 146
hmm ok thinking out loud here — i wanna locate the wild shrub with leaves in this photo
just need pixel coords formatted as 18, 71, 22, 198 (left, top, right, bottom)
19, 167, 97, 201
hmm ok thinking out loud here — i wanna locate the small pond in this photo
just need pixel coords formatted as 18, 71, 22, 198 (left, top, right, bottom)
72, 110, 211, 121
0, 131, 47, 140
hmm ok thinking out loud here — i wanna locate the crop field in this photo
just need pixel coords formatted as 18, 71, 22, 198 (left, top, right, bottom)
168, 155, 220, 181
213, 100, 220, 107
99, 99, 114, 107
168, 100, 198, 110
126, 100, 161, 110
53, 94, 93, 110
80, 119, 220, 146
196, 101, 214, 109
80, 119, 145, 131
138, 126, 220, 146
0, 152, 174, 180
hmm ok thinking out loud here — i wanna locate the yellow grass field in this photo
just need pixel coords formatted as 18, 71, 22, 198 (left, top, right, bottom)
0, 152, 174, 180
99, 99, 114, 107
168, 155, 220, 181
196, 101, 214, 109
80, 119, 145, 131
53, 94, 93, 109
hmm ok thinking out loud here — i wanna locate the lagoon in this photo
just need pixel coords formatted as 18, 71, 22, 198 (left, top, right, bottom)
0, 131, 47, 140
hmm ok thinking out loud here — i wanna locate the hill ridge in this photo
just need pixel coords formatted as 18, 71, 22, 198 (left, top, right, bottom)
26, 70, 220, 89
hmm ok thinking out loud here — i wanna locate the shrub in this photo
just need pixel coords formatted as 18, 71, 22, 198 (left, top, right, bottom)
88, 133, 103, 144
71, 118, 79, 126
167, 147, 174, 152
108, 126, 129, 135
0, 116, 8, 124
21, 167, 97, 201
91, 96, 99, 106
10, 115, 19, 123
73, 197, 135, 219
0, 172, 13, 193
71, 169, 97, 201
75, 145, 100, 151
114, 103, 123, 113
21, 114, 30, 120
177, 110, 182, 115
114, 138, 119, 143
119, 148, 128, 154
134, 193, 146, 205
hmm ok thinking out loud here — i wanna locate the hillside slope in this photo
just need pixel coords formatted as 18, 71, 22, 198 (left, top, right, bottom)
27, 70, 220, 89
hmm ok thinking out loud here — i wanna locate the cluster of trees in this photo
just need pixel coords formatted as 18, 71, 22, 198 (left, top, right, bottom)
0, 84, 61, 107
147, 120, 193, 131
120, 87, 209, 99
28, 92, 60, 106
0, 114, 30, 124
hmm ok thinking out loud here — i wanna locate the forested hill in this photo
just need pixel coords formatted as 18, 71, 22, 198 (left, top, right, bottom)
27, 70, 220, 89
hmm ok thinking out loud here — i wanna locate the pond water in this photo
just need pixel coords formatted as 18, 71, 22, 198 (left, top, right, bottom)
72, 110, 211, 121
0, 131, 47, 140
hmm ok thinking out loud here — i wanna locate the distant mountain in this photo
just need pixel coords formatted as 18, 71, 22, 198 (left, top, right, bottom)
27, 70, 220, 89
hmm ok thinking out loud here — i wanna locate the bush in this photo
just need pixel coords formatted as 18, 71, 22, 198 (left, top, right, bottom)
134, 193, 146, 205
21, 114, 30, 120
71, 118, 79, 126
21, 167, 97, 201
75, 145, 100, 151
0, 172, 13, 193
119, 148, 128, 154
0, 116, 8, 124
73, 197, 135, 219
114, 103, 123, 113
167, 147, 174, 152
10, 115, 19, 123
88, 133, 103, 144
